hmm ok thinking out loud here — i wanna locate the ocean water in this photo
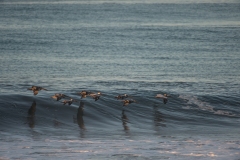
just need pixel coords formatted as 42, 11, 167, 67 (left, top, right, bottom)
0, 0, 240, 159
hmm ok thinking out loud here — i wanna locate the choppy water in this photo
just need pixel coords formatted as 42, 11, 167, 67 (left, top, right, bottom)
1, 0, 240, 159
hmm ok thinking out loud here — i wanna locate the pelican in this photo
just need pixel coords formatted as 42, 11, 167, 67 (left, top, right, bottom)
78, 91, 102, 101
155, 94, 170, 104
28, 86, 47, 95
78, 91, 92, 98
62, 99, 77, 105
51, 93, 70, 101
28, 101, 36, 115
115, 94, 129, 100
89, 92, 101, 101
122, 99, 136, 106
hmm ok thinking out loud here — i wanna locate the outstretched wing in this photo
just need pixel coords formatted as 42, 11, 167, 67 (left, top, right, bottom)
156, 94, 167, 99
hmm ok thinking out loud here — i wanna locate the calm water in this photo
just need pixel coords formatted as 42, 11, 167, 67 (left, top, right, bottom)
0, 0, 240, 159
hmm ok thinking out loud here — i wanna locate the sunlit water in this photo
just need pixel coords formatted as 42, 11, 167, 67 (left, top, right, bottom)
0, 0, 240, 159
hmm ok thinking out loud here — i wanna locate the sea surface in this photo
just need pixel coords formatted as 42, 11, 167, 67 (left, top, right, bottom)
0, 0, 240, 159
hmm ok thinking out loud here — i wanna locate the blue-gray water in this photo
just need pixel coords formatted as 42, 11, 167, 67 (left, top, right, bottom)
0, 0, 240, 159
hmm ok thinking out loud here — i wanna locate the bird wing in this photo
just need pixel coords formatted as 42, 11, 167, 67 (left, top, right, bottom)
89, 93, 97, 97
62, 94, 71, 98
156, 94, 165, 98
51, 95, 58, 99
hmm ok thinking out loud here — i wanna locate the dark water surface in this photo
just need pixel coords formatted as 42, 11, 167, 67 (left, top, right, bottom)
0, 0, 240, 159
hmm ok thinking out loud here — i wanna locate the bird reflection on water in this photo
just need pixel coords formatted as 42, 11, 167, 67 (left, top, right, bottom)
121, 110, 129, 131
73, 101, 85, 130
27, 101, 36, 128
153, 105, 166, 129
53, 117, 62, 128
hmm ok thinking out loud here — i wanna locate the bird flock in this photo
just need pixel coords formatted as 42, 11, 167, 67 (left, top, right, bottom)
28, 85, 171, 106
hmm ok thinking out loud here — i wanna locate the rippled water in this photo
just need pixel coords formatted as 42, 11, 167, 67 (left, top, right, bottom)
0, 0, 240, 159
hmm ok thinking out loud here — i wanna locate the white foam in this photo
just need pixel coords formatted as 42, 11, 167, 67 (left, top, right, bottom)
179, 95, 237, 117
1, 133, 239, 160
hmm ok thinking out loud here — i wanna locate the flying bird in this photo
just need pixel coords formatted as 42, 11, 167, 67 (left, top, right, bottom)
78, 91, 102, 101
89, 92, 102, 101
155, 94, 170, 104
115, 94, 129, 100
61, 99, 78, 105
51, 93, 71, 101
28, 86, 47, 95
78, 91, 92, 98
122, 99, 137, 106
